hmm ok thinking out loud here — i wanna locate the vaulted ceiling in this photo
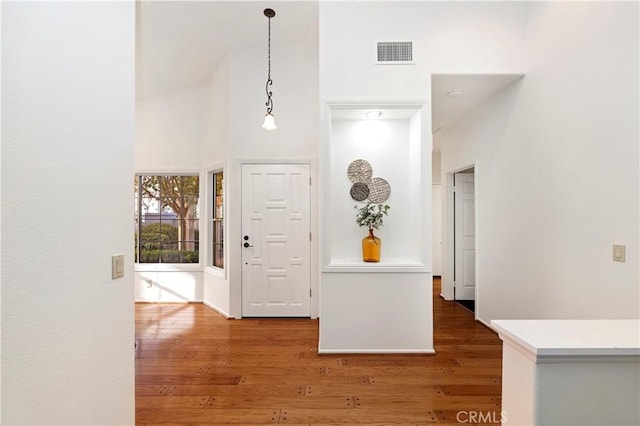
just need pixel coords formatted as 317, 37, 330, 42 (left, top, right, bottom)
136, 1, 318, 100
136, 2, 523, 141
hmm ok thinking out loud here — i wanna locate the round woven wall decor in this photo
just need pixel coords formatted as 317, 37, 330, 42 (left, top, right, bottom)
368, 177, 391, 203
347, 159, 373, 183
350, 182, 370, 201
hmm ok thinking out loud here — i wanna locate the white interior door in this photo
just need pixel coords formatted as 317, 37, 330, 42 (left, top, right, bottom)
241, 164, 311, 317
454, 172, 475, 300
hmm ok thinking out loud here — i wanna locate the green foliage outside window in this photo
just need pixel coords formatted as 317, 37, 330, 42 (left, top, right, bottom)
135, 175, 200, 264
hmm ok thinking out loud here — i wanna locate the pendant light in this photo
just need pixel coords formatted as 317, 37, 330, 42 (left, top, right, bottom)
262, 8, 277, 130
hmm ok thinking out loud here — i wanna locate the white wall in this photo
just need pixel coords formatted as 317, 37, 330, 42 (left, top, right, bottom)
432, 152, 442, 275
432, 184, 442, 276
202, 60, 229, 164
318, 1, 528, 353
202, 61, 231, 315
1, 2, 135, 424
319, 1, 528, 100
135, 87, 206, 302
134, 11, 319, 316
440, 1, 639, 323
226, 41, 319, 317
432, 151, 442, 184
0, 1, 3, 416
227, 43, 319, 160
136, 86, 205, 170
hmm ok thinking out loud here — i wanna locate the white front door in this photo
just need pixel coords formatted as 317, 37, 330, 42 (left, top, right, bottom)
454, 172, 475, 300
241, 164, 311, 317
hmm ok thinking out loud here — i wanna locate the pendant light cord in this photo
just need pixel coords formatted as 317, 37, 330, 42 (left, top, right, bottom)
265, 14, 273, 114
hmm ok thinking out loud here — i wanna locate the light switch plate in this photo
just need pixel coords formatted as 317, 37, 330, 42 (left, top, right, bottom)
612, 244, 626, 262
112, 254, 125, 279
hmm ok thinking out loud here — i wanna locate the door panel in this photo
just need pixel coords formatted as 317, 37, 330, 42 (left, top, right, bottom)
454, 172, 475, 300
241, 164, 311, 317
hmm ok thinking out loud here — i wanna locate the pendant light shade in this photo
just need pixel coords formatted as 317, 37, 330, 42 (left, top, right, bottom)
262, 8, 277, 130
262, 113, 277, 130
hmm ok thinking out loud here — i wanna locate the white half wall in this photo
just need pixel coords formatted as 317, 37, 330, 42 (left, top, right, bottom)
319, 272, 434, 353
440, 1, 639, 323
1, 2, 135, 424
135, 270, 204, 302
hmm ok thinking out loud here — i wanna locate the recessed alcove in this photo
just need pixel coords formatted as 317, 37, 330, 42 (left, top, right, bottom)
324, 104, 430, 271
319, 101, 433, 353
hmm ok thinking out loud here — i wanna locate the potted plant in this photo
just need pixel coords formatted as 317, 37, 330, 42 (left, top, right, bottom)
354, 201, 390, 262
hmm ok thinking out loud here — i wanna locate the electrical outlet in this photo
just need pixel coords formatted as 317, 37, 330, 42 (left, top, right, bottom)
612, 244, 626, 263
112, 254, 125, 279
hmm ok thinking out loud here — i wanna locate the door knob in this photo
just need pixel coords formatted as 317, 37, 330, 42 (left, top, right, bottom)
243, 242, 253, 248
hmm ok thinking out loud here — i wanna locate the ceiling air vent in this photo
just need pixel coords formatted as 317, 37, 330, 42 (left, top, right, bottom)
376, 41, 413, 64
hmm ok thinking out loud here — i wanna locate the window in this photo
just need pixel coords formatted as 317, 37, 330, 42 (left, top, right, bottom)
134, 175, 200, 264
212, 171, 224, 268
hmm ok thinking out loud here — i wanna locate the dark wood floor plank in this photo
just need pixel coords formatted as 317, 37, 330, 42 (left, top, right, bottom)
136, 408, 281, 424
136, 384, 307, 397
353, 394, 501, 409
277, 408, 440, 424
205, 395, 355, 409
136, 395, 212, 409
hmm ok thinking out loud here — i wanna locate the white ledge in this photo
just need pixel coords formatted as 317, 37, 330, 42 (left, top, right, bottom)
135, 264, 203, 273
491, 319, 640, 363
319, 348, 436, 354
324, 258, 429, 273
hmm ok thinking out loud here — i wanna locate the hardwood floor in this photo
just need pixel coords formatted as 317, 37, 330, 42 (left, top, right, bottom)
135, 278, 503, 425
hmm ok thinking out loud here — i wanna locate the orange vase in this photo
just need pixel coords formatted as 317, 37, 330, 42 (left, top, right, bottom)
362, 229, 381, 262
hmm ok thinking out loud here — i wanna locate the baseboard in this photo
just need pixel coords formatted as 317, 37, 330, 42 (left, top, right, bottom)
203, 300, 234, 319
135, 300, 202, 304
477, 317, 498, 334
318, 348, 436, 355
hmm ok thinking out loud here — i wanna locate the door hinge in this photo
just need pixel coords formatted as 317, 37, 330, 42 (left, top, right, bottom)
310, 288, 312, 297
309, 177, 312, 186
310, 232, 312, 241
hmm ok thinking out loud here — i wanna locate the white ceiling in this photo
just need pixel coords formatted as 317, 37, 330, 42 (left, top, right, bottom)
431, 74, 524, 148
137, 3, 524, 150
136, 1, 318, 100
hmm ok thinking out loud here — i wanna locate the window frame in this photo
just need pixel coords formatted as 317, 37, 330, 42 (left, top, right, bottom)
134, 171, 204, 272
206, 166, 225, 277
